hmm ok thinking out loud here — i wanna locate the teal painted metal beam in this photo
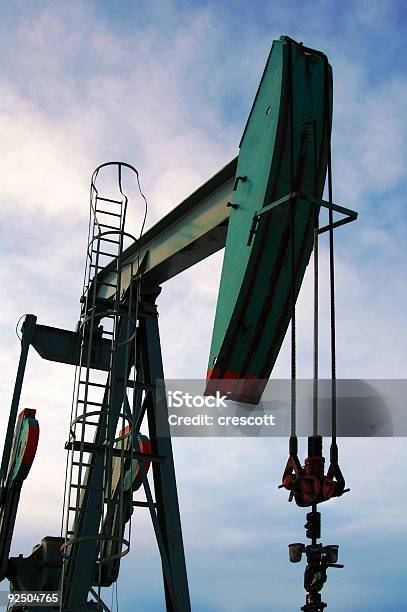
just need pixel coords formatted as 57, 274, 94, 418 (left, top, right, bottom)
95, 36, 347, 408
206, 36, 335, 403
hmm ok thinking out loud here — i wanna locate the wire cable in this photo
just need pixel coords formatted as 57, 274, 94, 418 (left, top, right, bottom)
322, 57, 338, 447
312, 134, 319, 438
288, 42, 297, 439
327, 131, 337, 442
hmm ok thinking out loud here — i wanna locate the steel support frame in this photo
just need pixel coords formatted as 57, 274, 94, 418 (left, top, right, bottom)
0, 293, 190, 610
139, 284, 191, 612
0, 314, 37, 580
0, 314, 37, 489
61, 282, 190, 611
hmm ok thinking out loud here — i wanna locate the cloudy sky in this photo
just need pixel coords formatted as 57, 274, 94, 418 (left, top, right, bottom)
0, 1, 406, 611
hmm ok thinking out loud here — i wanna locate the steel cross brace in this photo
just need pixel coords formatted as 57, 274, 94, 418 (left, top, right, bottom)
247, 191, 358, 246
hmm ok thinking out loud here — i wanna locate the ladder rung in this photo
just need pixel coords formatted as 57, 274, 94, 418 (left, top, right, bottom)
97, 223, 120, 231
72, 461, 98, 468
68, 505, 102, 514
132, 500, 158, 508
96, 196, 122, 205
73, 419, 102, 426
100, 237, 120, 245
97, 280, 116, 288
77, 399, 108, 407
95, 209, 122, 218
90, 263, 104, 270
79, 381, 109, 388
92, 249, 117, 258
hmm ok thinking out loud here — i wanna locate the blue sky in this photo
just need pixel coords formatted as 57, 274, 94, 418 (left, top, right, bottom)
0, 1, 407, 611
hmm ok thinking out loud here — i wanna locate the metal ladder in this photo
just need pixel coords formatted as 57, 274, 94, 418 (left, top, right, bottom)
61, 163, 139, 611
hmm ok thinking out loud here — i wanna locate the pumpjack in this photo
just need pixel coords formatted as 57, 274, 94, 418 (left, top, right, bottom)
0, 36, 357, 610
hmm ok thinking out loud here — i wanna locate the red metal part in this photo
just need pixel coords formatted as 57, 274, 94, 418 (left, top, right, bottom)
9, 409, 39, 485
281, 454, 343, 507
18, 409, 39, 468
116, 425, 151, 492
